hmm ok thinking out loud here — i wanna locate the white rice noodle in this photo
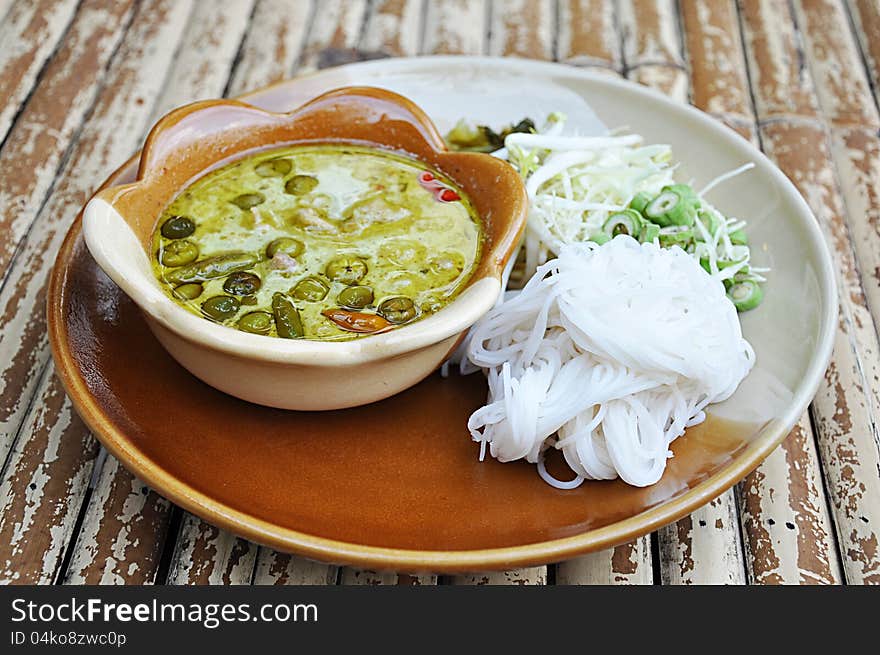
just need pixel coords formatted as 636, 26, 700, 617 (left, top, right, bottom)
466, 236, 755, 488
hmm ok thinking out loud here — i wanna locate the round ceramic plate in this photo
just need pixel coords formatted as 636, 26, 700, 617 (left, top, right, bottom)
48, 57, 836, 572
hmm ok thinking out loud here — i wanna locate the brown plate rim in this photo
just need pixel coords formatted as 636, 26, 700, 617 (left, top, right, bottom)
47, 57, 836, 573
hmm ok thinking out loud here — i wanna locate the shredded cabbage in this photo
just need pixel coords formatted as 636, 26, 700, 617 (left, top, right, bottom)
503, 116, 767, 292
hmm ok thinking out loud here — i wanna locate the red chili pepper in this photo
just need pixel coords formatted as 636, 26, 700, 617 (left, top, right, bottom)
437, 188, 460, 202
321, 309, 392, 333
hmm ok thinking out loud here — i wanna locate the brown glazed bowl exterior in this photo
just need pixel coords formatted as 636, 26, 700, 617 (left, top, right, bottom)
81, 87, 528, 410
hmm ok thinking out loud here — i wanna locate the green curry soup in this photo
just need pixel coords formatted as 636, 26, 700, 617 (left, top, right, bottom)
150, 145, 482, 340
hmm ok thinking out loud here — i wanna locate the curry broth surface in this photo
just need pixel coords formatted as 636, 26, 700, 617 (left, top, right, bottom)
151, 145, 482, 340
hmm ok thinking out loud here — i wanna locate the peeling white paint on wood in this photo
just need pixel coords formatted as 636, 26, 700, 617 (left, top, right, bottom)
658, 494, 746, 585
166, 514, 257, 585
0, 0, 80, 144
226, 0, 314, 97
422, 0, 487, 55
297, 0, 370, 73
739, 0, 880, 583
488, 0, 554, 59
0, 0, 194, 583
150, 0, 255, 119
63, 456, 171, 585
340, 568, 437, 585
556, 0, 621, 71
557, 540, 653, 585
252, 549, 338, 585
452, 567, 547, 585
739, 416, 842, 584
0, 368, 96, 584
361, 0, 423, 57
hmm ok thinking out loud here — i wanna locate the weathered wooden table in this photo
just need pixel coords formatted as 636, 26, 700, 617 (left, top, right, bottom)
1, 0, 878, 586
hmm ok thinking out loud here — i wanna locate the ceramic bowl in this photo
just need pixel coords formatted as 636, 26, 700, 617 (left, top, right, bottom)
82, 87, 528, 410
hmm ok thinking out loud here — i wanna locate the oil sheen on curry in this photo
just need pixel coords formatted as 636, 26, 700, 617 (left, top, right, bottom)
151, 145, 482, 340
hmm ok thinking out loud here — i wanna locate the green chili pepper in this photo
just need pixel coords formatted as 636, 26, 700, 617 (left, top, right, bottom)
700, 257, 749, 275
165, 252, 258, 285
663, 184, 701, 209
602, 209, 643, 238
730, 229, 748, 246
695, 211, 720, 240
272, 292, 303, 338
628, 192, 653, 215
727, 280, 763, 311
591, 232, 611, 246
639, 223, 660, 243
658, 225, 694, 248
645, 188, 697, 227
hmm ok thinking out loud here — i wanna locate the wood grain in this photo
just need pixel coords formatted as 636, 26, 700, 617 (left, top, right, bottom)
59, 0, 260, 586
362, 0, 423, 57
1, 0, 876, 586
252, 550, 338, 585
556, 0, 621, 71
422, 0, 488, 55
298, 0, 370, 72
740, 0, 880, 584
166, 514, 257, 585
846, 1, 880, 108
619, 0, 686, 98
452, 568, 547, 585
226, 0, 314, 97
680, 0, 753, 129
557, 541, 653, 585
0, 0, 136, 466
0, 370, 96, 584
0, 0, 194, 585
487, 0, 554, 59
62, 456, 172, 585
0, 0, 80, 145
150, 0, 255, 119
739, 416, 842, 584
340, 569, 438, 585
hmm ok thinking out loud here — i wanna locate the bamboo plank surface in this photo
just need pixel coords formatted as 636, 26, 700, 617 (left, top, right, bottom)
0, 0, 194, 585
362, 0, 424, 57
2, 0, 879, 585
0, 0, 80, 145
0, 371, 96, 583
452, 567, 547, 585
619, 0, 686, 97
298, 0, 370, 72
740, 0, 880, 585
556, 541, 653, 585
738, 416, 842, 584
622, 0, 746, 586
252, 550, 338, 585
0, 0, 136, 464
847, 1, 880, 100
62, 456, 172, 585
681, 0, 841, 586
226, 0, 314, 96
488, 0, 554, 59
679, 0, 753, 130
150, 0, 255, 119
59, 0, 259, 586
166, 514, 258, 585
422, 0, 487, 55
340, 569, 438, 585
556, 0, 621, 71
